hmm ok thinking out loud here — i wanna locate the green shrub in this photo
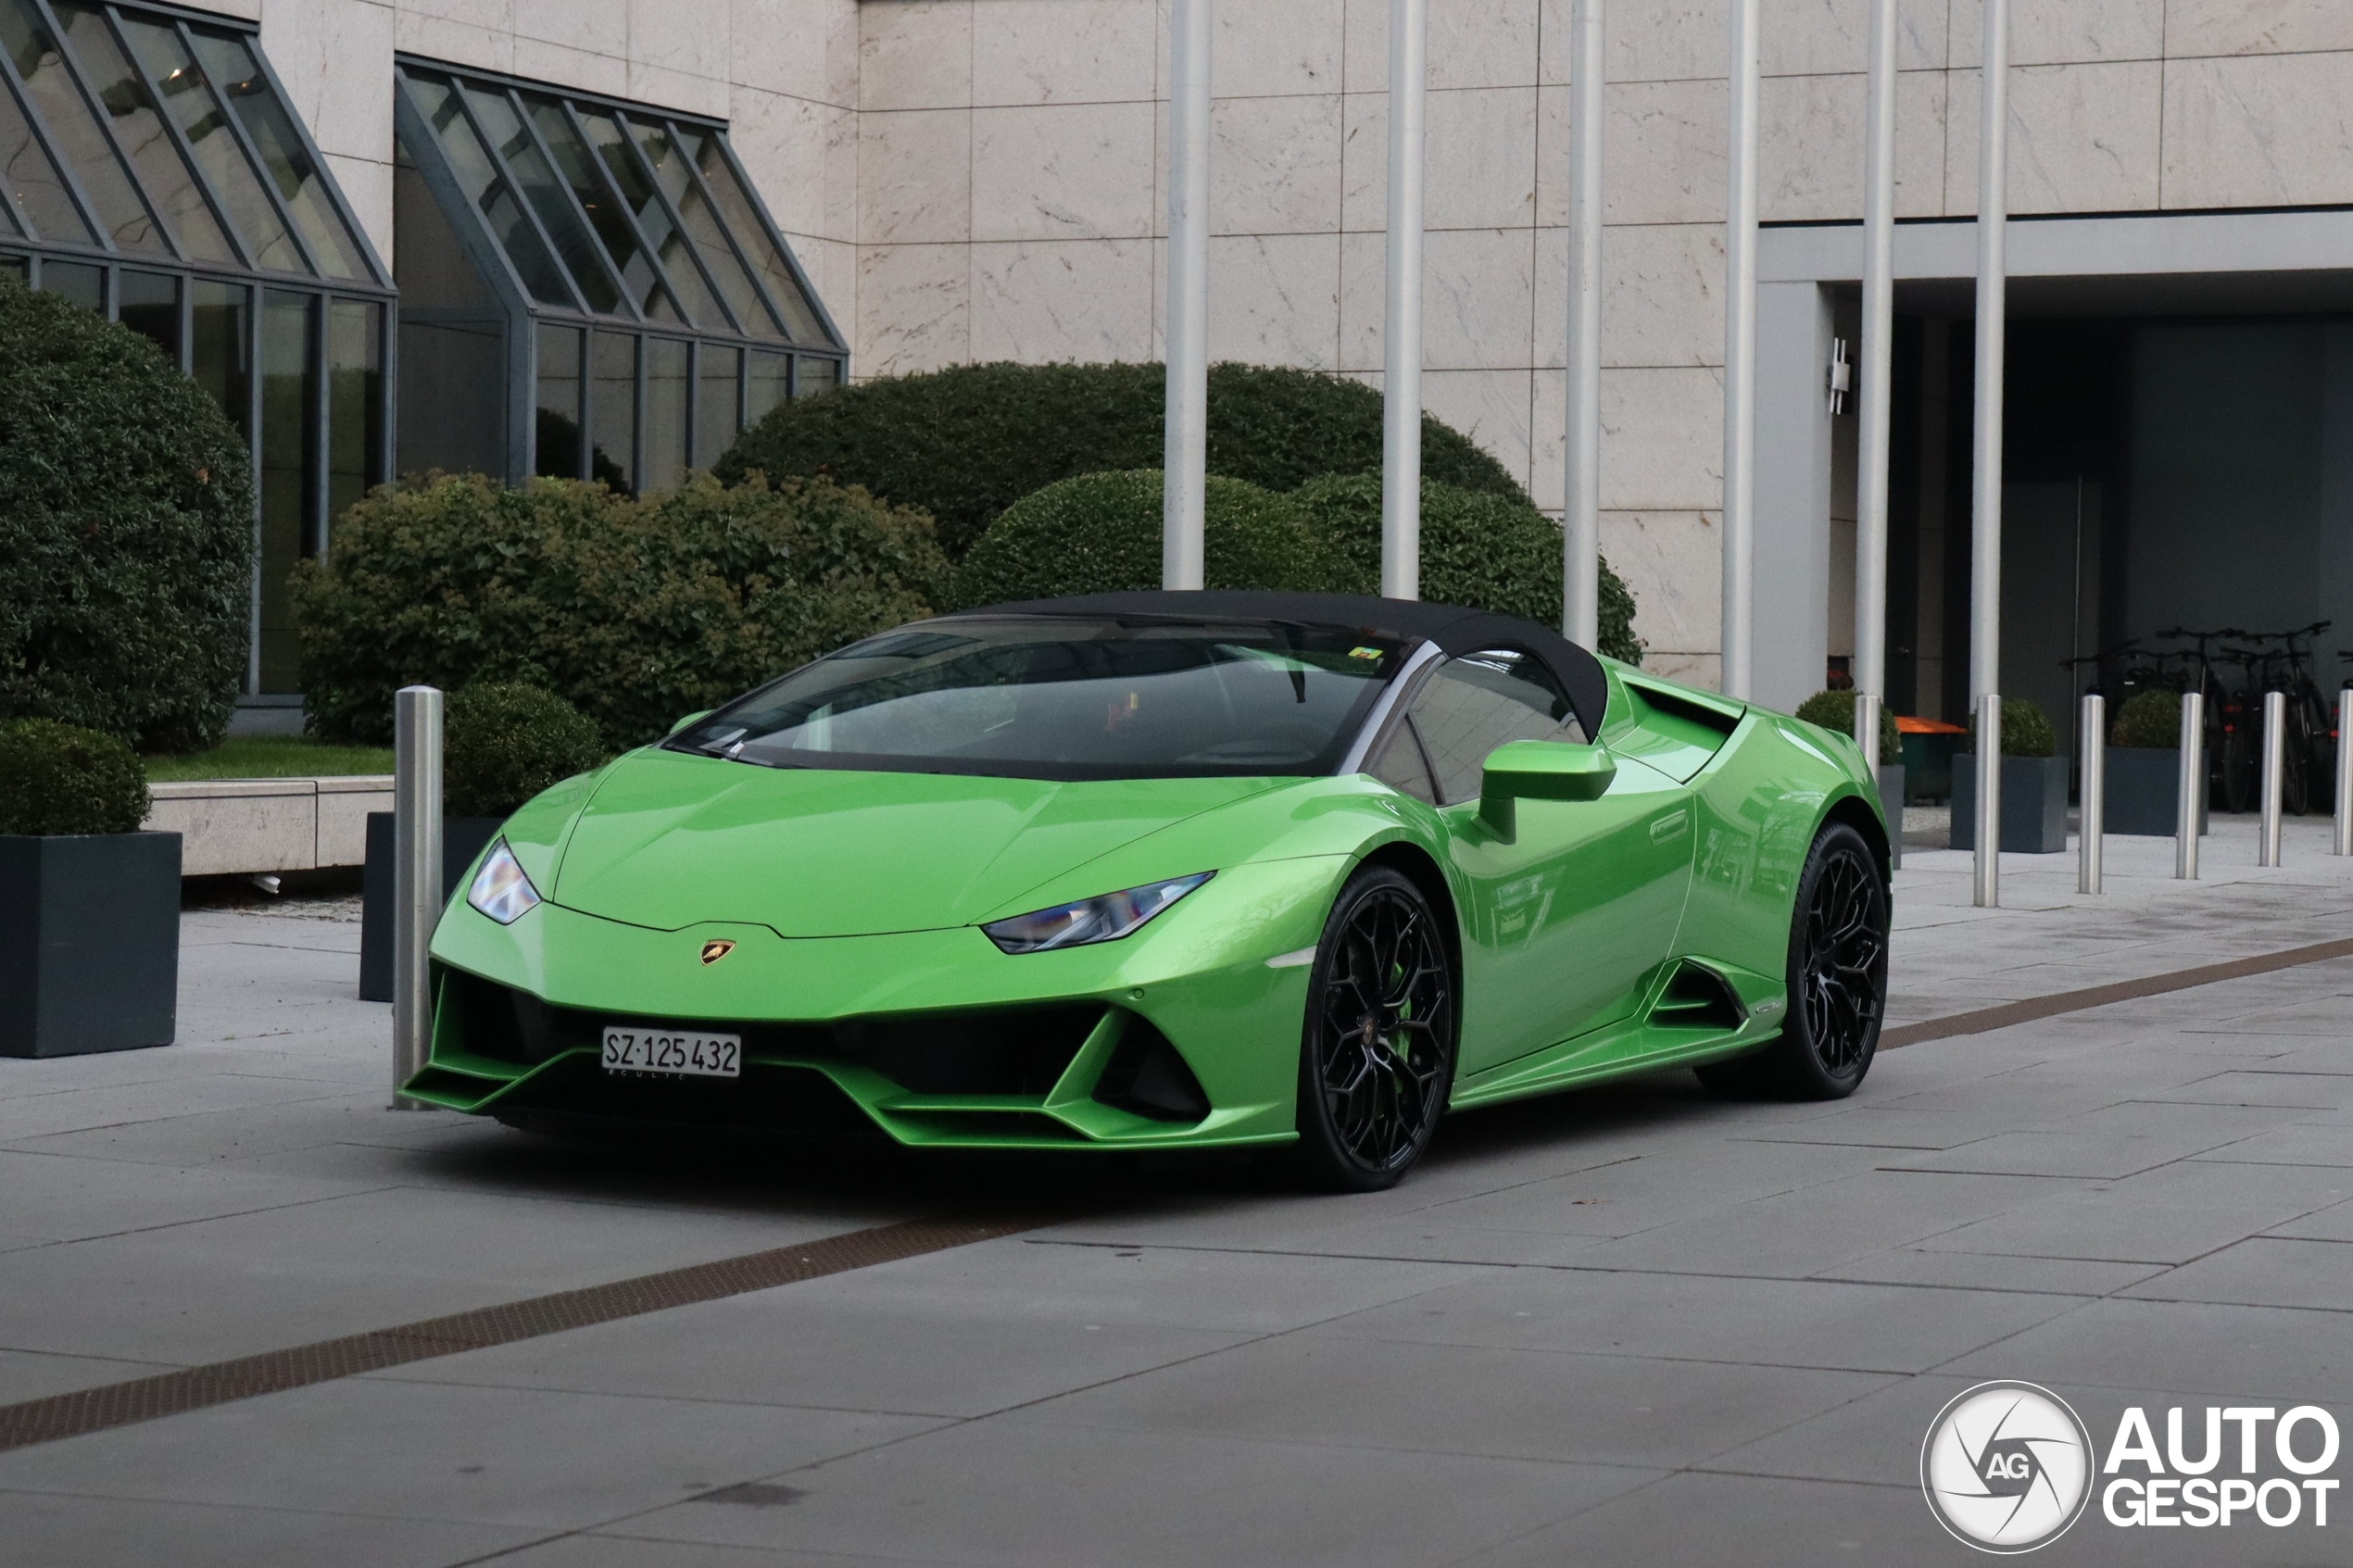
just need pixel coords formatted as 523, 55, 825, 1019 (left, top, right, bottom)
1965, 696, 2057, 759
714, 361, 1529, 558
294, 472, 950, 751
1794, 690, 1900, 759
954, 470, 1332, 607
444, 684, 610, 818
2110, 687, 2182, 748
0, 279, 255, 753
1287, 472, 1642, 662
0, 718, 149, 835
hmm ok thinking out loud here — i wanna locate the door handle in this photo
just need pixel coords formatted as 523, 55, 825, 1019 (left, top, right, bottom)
1650, 809, 1689, 843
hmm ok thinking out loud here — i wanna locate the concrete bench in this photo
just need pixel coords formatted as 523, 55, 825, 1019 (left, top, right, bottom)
143, 776, 394, 876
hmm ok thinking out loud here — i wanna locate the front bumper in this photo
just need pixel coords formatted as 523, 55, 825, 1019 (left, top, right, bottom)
410, 856, 1350, 1149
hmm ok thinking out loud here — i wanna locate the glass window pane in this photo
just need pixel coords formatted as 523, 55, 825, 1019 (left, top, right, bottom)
589, 329, 633, 493
464, 85, 619, 315
0, 0, 159, 252
391, 131, 490, 308
0, 250, 24, 280
117, 266, 172, 358
258, 289, 315, 693
535, 320, 581, 480
40, 255, 97, 307
690, 132, 827, 343
188, 29, 364, 278
576, 110, 719, 329
117, 12, 299, 272
396, 318, 503, 480
190, 277, 247, 434
1406, 651, 1579, 806
695, 342, 736, 469
644, 335, 686, 492
0, 71, 85, 241
327, 298, 382, 533
404, 73, 570, 308
746, 347, 786, 426
54, 3, 230, 263
793, 355, 838, 399
522, 93, 676, 324
626, 118, 772, 336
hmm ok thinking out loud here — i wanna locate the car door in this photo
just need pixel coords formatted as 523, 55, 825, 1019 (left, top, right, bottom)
1366, 649, 1695, 1076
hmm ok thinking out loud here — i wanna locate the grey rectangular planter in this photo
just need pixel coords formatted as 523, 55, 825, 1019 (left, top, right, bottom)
2104, 746, 2208, 837
359, 813, 505, 1003
1877, 764, 1905, 870
1948, 754, 2070, 853
0, 832, 182, 1058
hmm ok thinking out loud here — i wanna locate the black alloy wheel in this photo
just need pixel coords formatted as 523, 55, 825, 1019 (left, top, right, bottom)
1293, 865, 1456, 1191
1698, 821, 1887, 1100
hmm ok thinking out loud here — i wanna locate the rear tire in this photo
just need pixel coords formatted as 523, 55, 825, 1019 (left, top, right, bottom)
1696, 822, 1886, 1100
1292, 865, 1457, 1192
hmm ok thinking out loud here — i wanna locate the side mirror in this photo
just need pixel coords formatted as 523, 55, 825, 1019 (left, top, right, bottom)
1479, 740, 1617, 836
668, 709, 714, 735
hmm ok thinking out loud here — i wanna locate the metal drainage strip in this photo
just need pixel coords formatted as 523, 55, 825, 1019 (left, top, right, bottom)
0, 1214, 1044, 1454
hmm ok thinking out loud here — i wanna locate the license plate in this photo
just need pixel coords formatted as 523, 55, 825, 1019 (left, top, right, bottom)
600, 1026, 741, 1079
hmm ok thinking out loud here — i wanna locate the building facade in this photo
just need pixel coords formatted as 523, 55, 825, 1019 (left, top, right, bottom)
24, 0, 2353, 723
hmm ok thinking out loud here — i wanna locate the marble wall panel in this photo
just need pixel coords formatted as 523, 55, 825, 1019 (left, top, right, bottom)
1946, 0, 2163, 68
973, 0, 1156, 107
1198, 1, 1344, 100
261, 0, 393, 164
731, 87, 825, 239
394, 7, 512, 71
1604, 78, 1726, 224
790, 232, 856, 332
1530, 362, 1564, 505
1644, 649, 1721, 686
1424, 367, 1535, 487
2165, 0, 2353, 59
1344, 87, 1539, 232
1601, 510, 1722, 658
972, 102, 1155, 244
1601, 364, 1722, 511
626, 57, 731, 117
1751, 67, 1947, 222
859, 0, 972, 111
1213, 94, 1343, 235
859, 108, 970, 245
1207, 232, 1341, 369
2161, 51, 2353, 211
725, 0, 839, 108
1530, 220, 1725, 371
183, 0, 261, 19
1341, 226, 1536, 373
1348, 0, 1540, 94
513, 35, 629, 97
323, 152, 392, 263
857, 242, 968, 375
1599, 0, 1950, 84
972, 238, 1154, 361
628, 0, 732, 83
1944, 60, 2162, 215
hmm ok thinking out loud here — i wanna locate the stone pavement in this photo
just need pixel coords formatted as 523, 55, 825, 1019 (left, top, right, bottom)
1, 822, 2349, 1566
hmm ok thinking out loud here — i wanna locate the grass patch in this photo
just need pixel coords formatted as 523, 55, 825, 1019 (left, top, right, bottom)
144, 734, 396, 782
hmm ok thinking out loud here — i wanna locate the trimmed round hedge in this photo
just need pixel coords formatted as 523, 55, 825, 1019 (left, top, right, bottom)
294, 472, 950, 751
1967, 696, 2057, 759
444, 683, 610, 818
2109, 687, 2182, 748
1793, 689, 1900, 759
714, 361, 1529, 559
0, 279, 255, 753
1288, 472, 1642, 663
0, 717, 149, 836
954, 470, 1329, 608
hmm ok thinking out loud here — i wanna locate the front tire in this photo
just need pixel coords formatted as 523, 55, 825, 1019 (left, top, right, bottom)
1292, 865, 1457, 1192
1699, 821, 1887, 1099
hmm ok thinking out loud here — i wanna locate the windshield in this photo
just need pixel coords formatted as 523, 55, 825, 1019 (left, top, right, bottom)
666, 615, 1412, 780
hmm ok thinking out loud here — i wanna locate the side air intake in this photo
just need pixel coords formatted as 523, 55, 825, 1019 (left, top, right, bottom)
1650, 961, 1747, 1033
1092, 1016, 1211, 1123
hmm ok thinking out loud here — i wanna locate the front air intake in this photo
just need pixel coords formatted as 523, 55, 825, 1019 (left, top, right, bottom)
1092, 1016, 1211, 1123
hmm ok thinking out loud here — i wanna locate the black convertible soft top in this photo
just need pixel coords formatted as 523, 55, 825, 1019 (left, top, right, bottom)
951, 590, 1613, 739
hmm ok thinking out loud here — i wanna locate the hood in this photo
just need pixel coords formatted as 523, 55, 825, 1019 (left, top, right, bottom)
549, 748, 1279, 936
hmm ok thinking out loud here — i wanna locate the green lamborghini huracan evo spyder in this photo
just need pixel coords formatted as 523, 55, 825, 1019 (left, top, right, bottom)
408, 591, 1893, 1190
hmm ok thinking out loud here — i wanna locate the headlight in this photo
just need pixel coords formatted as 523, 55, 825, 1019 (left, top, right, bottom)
982, 872, 1213, 954
466, 839, 542, 924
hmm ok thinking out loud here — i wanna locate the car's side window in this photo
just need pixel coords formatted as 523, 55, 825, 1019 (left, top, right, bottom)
1406, 650, 1585, 806
1366, 721, 1437, 804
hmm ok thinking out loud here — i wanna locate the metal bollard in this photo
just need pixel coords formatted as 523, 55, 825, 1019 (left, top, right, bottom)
392, 685, 444, 1109
2336, 689, 2352, 857
2260, 689, 2285, 868
2176, 690, 2203, 880
2078, 693, 2104, 895
1973, 691, 2001, 909
1854, 690, 1881, 774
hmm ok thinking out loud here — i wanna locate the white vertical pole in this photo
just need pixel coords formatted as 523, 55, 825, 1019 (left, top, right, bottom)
2079, 692, 2104, 894
2260, 689, 2286, 867
1163, 0, 1211, 590
1969, 0, 2008, 909
1974, 691, 2002, 906
2335, 688, 2352, 856
1382, 0, 1427, 600
1719, 0, 1760, 699
1562, 0, 1604, 646
2176, 689, 2203, 880
1855, 0, 1898, 767
392, 685, 443, 1110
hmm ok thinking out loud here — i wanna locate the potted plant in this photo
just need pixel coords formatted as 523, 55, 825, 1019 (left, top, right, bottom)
1949, 697, 2068, 853
1795, 689, 1905, 866
0, 720, 181, 1057
359, 684, 610, 1001
2104, 688, 2208, 837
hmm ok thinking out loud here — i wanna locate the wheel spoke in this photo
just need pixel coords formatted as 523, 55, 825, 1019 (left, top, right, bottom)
1313, 885, 1455, 1173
